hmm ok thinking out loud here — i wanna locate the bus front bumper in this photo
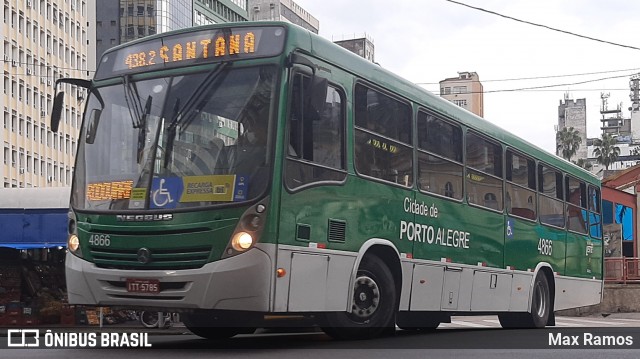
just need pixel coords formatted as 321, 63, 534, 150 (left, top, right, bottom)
65, 247, 272, 311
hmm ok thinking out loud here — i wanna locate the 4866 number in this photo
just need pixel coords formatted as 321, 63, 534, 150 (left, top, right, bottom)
538, 238, 553, 256
89, 234, 111, 247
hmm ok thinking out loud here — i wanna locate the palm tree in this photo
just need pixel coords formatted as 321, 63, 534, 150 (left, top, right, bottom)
556, 127, 582, 161
573, 158, 593, 171
593, 133, 621, 170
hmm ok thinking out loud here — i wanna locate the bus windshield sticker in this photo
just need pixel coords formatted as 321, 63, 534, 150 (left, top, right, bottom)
233, 175, 249, 202
128, 188, 147, 209
150, 177, 183, 209
180, 175, 236, 203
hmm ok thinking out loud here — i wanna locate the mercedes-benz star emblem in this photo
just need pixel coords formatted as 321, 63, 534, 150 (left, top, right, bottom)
137, 248, 152, 264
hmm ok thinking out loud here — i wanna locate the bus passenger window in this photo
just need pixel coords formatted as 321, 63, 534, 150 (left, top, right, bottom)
588, 185, 602, 238
538, 164, 564, 228
353, 84, 413, 187
566, 176, 588, 234
465, 132, 503, 210
285, 73, 346, 189
506, 150, 536, 220
416, 112, 463, 200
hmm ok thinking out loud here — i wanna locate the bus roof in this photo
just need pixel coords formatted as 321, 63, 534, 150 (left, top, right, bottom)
97, 21, 599, 185
285, 23, 599, 185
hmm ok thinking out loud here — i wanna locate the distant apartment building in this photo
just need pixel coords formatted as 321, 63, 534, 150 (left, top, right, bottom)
2, 0, 95, 188
334, 35, 375, 62
248, 0, 318, 34
558, 96, 588, 161
439, 72, 484, 117
96, 0, 249, 59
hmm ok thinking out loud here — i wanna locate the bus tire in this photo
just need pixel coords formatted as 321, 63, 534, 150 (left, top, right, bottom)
529, 272, 551, 328
182, 312, 255, 340
321, 254, 397, 340
498, 272, 551, 329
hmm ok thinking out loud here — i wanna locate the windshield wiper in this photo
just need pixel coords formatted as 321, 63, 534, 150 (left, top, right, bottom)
163, 97, 180, 169
136, 95, 153, 163
163, 61, 230, 168
122, 75, 145, 129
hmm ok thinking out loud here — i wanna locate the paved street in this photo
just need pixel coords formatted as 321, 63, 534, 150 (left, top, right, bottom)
438, 314, 640, 329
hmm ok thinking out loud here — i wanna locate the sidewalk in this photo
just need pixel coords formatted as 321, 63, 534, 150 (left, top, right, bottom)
582, 312, 640, 320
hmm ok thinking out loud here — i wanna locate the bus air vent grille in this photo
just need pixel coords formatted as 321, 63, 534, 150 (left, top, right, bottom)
90, 246, 212, 270
328, 219, 346, 242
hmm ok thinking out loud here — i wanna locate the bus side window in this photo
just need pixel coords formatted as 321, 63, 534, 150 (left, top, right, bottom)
416, 111, 463, 200
465, 132, 503, 211
505, 150, 536, 220
566, 176, 588, 234
353, 84, 413, 187
588, 185, 602, 238
285, 73, 346, 189
538, 164, 565, 228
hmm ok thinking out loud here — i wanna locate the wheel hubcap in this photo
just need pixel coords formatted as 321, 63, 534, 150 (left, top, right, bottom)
351, 275, 380, 319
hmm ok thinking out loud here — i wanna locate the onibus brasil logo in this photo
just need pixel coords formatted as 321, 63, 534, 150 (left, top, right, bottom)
7, 329, 152, 348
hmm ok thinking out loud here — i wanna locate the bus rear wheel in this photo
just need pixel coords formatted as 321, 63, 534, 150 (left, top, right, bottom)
182, 311, 256, 340
499, 273, 551, 329
321, 254, 397, 340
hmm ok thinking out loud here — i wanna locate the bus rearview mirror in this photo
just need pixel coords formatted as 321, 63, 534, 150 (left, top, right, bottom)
50, 91, 65, 133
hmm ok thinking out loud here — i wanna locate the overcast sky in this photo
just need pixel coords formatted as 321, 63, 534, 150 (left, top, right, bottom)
297, 0, 640, 154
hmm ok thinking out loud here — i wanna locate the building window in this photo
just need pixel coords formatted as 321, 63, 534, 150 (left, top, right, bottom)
452, 99, 467, 107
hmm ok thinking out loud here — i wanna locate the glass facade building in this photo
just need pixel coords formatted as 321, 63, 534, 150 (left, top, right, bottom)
97, 1, 248, 59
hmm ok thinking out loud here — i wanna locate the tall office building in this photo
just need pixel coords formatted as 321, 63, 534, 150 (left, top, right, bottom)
248, 0, 318, 34
558, 96, 588, 161
439, 72, 484, 117
334, 35, 375, 63
96, 0, 249, 59
2, 0, 95, 188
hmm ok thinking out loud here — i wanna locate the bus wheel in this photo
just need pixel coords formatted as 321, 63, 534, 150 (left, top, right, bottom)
321, 254, 397, 340
498, 273, 551, 329
529, 272, 551, 327
182, 312, 256, 340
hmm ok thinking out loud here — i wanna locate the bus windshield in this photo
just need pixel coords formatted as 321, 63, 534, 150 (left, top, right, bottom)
72, 65, 277, 211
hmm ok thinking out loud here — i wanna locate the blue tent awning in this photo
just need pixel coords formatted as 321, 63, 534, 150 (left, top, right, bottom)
0, 243, 65, 250
0, 209, 67, 249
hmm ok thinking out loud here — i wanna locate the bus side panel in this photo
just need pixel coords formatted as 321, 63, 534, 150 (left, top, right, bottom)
505, 220, 566, 274
277, 178, 413, 312
412, 193, 503, 268
565, 232, 601, 279
554, 276, 602, 310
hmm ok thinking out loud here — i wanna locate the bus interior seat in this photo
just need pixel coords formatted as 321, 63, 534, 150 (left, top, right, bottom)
511, 207, 535, 220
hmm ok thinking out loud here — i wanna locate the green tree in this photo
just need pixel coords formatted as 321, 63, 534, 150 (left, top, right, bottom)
573, 158, 593, 171
556, 126, 582, 161
593, 133, 621, 170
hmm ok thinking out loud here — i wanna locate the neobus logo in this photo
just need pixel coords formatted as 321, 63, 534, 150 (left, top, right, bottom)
116, 214, 173, 222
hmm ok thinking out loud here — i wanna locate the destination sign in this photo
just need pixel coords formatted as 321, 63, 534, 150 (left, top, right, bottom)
87, 180, 133, 201
95, 26, 286, 79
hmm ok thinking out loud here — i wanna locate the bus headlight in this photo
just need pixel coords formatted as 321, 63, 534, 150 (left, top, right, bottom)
68, 234, 80, 253
222, 198, 269, 259
231, 232, 254, 251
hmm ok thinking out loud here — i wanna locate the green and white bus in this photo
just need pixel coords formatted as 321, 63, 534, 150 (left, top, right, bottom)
52, 22, 603, 340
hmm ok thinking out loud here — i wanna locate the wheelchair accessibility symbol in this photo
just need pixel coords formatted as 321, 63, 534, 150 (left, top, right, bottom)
506, 219, 514, 239
150, 177, 182, 209
153, 179, 174, 207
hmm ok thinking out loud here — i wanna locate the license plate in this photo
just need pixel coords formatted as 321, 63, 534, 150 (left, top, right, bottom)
126, 278, 160, 294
